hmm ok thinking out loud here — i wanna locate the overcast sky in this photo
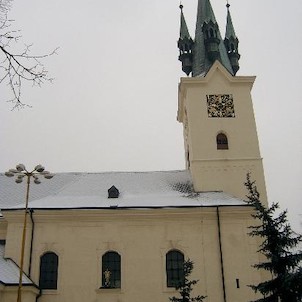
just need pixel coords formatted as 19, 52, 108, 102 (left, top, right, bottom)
0, 0, 301, 231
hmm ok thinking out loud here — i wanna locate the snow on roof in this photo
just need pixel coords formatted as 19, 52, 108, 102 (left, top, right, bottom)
0, 244, 35, 285
0, 170, 246, 211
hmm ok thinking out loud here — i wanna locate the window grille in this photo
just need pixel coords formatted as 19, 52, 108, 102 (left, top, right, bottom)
102, 251, 121, 288
216, 133, 229, 149
39, 252, 58, 290
166, 250, 184, 287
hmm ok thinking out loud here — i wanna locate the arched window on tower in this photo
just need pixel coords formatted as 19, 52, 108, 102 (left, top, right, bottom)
216, 133, 229, 150
39, 252, 59, 290
102, 251, 121, 288
166, 250, 184, 287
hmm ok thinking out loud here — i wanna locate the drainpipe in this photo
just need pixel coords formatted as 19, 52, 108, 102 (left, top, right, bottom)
29, 209, 42, 302
29, 209, 35, 278
216, 207, 226, 302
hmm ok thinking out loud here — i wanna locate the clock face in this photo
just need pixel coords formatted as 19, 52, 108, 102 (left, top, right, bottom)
207, 94, 235, 118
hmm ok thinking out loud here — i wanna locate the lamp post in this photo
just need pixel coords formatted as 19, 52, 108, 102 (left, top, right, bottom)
5, 164, 54, 302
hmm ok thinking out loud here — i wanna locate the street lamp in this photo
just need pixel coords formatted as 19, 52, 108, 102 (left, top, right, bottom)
5, 164, 54, 302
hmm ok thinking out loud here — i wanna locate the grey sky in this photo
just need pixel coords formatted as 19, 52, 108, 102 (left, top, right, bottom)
0, 0, 301, 231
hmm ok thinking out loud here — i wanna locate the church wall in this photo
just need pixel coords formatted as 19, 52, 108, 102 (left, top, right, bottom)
190, 160, 266, 202
0, 218, 7, 241
183, 75, 261, 159
0, 285, 38, 302
218, 208, 260, 302
178, 64, 267, 202
3, 207, 263, 302
3, 213, 32, 271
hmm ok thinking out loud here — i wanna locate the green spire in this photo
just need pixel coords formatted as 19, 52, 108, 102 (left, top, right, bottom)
178, 4, 194, 76
225, 4, 237, 40
179, 4, 192, 40
224, 3, 240, 74
192, 0, 234, 77
198, 0, 217, 24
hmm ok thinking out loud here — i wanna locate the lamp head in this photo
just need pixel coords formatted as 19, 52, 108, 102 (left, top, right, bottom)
34, 178, 41, 184
44, 174, 54, 179
34, 165, 45, 173
16, 164, 26, 172
5, 171, 14, 177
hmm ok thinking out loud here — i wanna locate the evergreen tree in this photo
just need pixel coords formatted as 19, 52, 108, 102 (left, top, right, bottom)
245, 174, 302, 302
169, 259, 206, 302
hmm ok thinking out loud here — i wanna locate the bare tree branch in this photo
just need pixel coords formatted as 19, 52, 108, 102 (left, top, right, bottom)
0, 0, 12, 22
0, 0, 57, 109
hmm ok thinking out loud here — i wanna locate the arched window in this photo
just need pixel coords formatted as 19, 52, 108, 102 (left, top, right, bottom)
216, 133, 229, 150
102, 251, 121, 288
39, 252, 59, 290
166, 250, 184, 287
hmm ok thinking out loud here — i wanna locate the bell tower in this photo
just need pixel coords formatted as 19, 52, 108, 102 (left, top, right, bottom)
177, 1, 267, 202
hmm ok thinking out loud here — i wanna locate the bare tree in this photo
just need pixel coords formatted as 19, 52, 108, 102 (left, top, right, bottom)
0, 0, 57, 109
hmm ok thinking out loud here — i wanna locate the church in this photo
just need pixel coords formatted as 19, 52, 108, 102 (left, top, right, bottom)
0, 1, 268, 302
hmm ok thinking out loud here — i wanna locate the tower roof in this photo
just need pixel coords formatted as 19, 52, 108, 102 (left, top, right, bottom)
225, 4, 238, 40
192, 0, 234, 76
179, 4, 192, 40
224, 3, 240, 74
196, 0, 217, 24
178, 4, 194, 76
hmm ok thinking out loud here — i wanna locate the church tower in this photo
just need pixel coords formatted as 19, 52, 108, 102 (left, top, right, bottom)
177, 0, 267, 202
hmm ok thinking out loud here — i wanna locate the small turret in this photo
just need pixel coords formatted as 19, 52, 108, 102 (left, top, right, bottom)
224, 3, 240, 75
178, 4, 194, 76
202, 20, 221, 63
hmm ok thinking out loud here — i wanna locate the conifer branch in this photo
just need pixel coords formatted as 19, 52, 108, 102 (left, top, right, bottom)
245, 173, 302, 302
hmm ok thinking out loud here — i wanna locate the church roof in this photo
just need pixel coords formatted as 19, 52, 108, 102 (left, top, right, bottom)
0, 244, 35, 286
0, 170, 246, 211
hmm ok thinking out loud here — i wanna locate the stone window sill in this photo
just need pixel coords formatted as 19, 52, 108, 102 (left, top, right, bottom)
96, 288, 123, 294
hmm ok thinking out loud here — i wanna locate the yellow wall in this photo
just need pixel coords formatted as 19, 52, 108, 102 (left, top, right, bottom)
3, 207, 264, 302
0, 219, 7, 240
0, 285, 38, 302
178, 62, 267, 203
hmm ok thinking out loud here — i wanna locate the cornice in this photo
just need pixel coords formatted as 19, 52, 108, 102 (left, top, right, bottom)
2, 206, 253, 223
